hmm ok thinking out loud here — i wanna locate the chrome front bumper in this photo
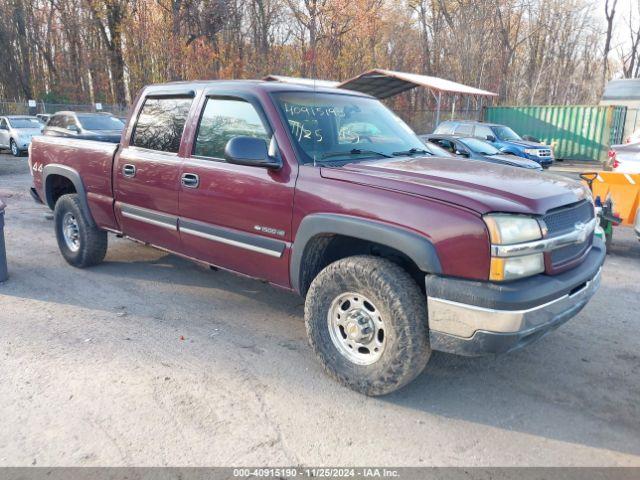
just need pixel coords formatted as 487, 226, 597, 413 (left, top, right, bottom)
429, 268, 600, 340
426, 238, 605, 356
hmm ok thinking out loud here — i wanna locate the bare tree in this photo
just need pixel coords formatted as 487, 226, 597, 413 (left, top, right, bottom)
603, 0, 618, 84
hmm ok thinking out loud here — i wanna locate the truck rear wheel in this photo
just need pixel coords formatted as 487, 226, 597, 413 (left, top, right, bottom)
54, 194, 107, 268
305, 255, 431, 396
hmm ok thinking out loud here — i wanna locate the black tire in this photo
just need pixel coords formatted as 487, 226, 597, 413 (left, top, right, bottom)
10, 139, 21, 157
54, 194, 107, 267
305, 255, 431, 396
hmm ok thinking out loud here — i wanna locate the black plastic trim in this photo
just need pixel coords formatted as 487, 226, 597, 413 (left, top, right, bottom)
30, 187, 42, 204
425, 236, 606, 311
42, 164, 95, 226
179, 217, 286, 256
290, 213, 442, 293
120, 204, 178, 228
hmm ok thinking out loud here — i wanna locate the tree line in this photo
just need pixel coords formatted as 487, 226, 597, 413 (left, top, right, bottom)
0, 0, 637, 107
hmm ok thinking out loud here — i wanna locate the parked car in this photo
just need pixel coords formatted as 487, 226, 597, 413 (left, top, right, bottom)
43, 112, 124, 143
36, 114, 51, 124
434, 120, 554, 168
607, 142, 640, 173
624, 127, 640, 144
635, 208, 640, 241
422, 134, 542, 171
0, 115, 43, 156
29, 80, 604, 396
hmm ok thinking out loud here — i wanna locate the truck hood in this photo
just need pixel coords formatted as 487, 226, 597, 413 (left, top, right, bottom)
501, 139, 546, 149
320, 156, 588, 215
487, 154, 541, 170
83, 130, 122, 143
14, 128, 42, 137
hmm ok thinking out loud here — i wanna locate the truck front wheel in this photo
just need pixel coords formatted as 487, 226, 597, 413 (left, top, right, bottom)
54, 194, 107, 268
305, 255, 431, 396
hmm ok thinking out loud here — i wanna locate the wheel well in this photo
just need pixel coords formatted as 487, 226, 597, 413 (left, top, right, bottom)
46, 174, 76, 208
298, 234, 425, 297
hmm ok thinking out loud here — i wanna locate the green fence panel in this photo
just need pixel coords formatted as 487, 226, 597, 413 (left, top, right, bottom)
483, 105, 627, 162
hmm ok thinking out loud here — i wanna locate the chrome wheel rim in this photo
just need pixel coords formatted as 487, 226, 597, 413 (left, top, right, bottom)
327, 292, 386, 365
62, 212, 80, 252
11, 142, 17, 155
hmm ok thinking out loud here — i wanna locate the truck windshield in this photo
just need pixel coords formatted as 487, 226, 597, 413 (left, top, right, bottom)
493, 126, 522, 141
274, 92, 427, 164
77, 115, 124, 131
8, 118, 41, 129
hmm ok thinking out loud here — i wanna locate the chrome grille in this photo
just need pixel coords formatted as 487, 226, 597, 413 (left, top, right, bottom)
543, 200, 595, 268
543, 200, 594, 236
550, 239, 592, 265
538, 149, 552, 157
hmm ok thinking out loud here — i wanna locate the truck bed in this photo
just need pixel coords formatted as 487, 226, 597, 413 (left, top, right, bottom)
30, 135, 120, 230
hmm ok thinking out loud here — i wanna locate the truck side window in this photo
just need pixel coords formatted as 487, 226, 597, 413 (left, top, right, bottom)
131, 97, 192, 153
193, 98, 269, 160
453, 124, 473, 135
474, 125, 494, 139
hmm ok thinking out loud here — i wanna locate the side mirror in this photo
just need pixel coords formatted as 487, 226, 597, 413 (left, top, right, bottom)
485, 135, 496, 142
224, 136, 281, 169
455, 150, 470, 157
67, 125, 79, 133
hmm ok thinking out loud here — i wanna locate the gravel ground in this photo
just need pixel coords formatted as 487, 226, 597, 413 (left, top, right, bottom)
1, 152, 639, 466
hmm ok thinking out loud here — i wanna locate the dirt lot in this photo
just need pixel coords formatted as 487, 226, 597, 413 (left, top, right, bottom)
1, 152, 639, 466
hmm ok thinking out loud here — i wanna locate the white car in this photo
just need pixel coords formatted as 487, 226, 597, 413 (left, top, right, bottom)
625, 127, 640, 145
608, 141, 640, 173
0, 115, 43, 157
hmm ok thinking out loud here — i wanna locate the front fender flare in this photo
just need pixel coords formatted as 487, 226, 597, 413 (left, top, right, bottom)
290, 213, 442, 293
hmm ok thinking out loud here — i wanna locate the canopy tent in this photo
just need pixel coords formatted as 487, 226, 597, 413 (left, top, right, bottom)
337, 69, 497, 99
262, 75, 340, 89
338, 69, 497, 127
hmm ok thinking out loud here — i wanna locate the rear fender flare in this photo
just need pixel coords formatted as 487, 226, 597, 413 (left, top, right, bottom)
290, 213, 442, 293
43, 164, 96, 226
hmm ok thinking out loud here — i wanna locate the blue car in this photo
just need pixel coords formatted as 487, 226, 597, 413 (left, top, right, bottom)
433, 120, 554, 168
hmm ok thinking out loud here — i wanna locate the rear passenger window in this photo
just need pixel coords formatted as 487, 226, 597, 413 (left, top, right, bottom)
193, 98, 269, 160
453, 124, 473, 135
131, 97, 192, 153
474, 125, 494, 139
48, 115, 62, 128
434, 122, 455, 134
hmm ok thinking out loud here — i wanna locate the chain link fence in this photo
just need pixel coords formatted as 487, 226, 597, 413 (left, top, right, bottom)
0, 100, 129, 117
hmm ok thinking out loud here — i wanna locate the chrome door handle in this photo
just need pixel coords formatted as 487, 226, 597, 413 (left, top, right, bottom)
122, 164, 136, 177
181, 173, 199, 188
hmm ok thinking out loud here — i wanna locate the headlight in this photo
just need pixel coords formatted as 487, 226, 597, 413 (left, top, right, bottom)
484, 214, 545, 281
524, 148, 538, 156
483, 214, 542, 245
490, 254, 545, 281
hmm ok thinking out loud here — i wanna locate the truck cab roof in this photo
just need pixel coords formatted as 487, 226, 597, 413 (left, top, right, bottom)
141, 79, 372, 98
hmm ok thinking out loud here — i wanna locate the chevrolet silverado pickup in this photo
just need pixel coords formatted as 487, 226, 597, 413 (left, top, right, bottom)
28, 80, 605, 395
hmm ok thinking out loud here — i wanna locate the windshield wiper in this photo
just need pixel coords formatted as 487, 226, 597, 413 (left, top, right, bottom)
320, 148, 392, 160
392, 148, 431, 156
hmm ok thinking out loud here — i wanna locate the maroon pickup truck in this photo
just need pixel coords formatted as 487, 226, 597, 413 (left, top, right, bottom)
28, 81, 605, 395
